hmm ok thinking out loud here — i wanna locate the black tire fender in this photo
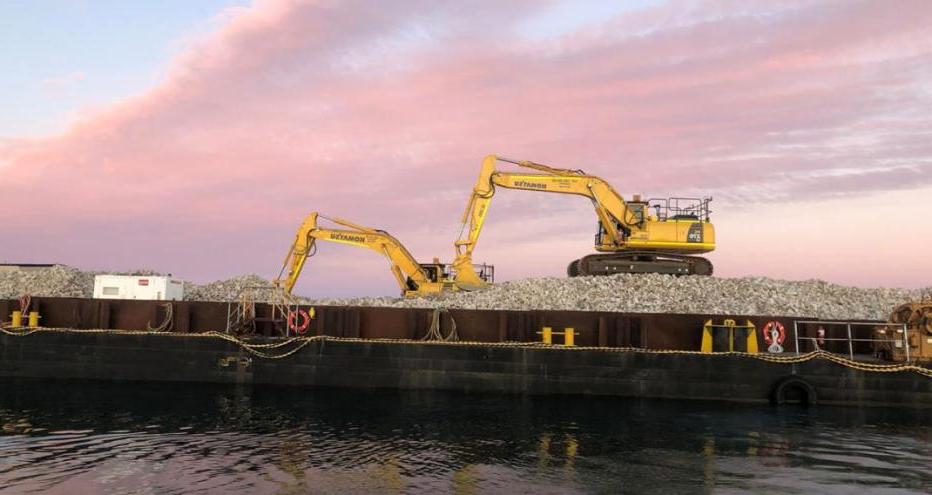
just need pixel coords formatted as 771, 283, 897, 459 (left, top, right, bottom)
770, 376, 817, 406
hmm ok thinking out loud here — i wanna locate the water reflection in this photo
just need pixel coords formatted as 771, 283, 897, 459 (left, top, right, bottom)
0, 379, 929, 494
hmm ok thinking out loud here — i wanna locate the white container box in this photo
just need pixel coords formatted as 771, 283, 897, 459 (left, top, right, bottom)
93, 275, 184, 300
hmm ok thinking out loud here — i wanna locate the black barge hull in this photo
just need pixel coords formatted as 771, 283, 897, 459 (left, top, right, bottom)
1, 297, 929, 407
1, 329, 929, 407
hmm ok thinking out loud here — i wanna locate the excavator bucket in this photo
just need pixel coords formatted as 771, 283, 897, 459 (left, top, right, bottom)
452, 260, 489, 291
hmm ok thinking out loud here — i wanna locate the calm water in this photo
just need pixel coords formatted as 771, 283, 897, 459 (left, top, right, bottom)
0, 380, 929, 494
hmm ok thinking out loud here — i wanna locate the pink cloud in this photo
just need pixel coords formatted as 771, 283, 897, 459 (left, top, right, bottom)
1, 0, 930, 295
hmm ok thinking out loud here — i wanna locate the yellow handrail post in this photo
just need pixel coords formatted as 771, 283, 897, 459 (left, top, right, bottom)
701, 319, 712, 353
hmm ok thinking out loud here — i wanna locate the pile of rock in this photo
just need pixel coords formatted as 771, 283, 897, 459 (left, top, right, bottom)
0, 265, 94, 299
183, 275, 278, 302
0, 266, 278, 303
1, 265, 926, 320
310, 273, 928, 321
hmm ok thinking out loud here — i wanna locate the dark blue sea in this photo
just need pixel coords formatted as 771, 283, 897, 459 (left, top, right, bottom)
0, 380, 929, 494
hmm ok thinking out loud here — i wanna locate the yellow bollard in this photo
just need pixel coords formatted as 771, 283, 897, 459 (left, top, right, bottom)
702, 319, 758, 353
701, 319, 713, 353
28, 311, 40, 328
11, 311, 22, 327
564, 327, 575, 347
541, 327, 552, 345
745, 320, 758, 354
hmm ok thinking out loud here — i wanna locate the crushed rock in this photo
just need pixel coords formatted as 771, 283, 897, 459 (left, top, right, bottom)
0, 265, 94, 299
183, 275, 277, 302
1, 265, 927, 320
0, 266, 275, 303
309, 273, 929, 321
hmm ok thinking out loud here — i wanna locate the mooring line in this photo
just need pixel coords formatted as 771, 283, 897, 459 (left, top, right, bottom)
1, 325, 930, 377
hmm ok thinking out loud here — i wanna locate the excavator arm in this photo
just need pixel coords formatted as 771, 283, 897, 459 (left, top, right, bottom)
276, 212, 448, 297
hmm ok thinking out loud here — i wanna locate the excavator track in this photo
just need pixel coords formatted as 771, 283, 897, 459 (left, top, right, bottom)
567, 252, 713, 277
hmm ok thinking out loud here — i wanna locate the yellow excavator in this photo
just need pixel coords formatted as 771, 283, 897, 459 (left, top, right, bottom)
275, 212, 493, 297
453, 155, 716, 288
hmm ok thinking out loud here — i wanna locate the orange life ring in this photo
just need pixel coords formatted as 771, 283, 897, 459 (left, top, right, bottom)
763, 321, 786, 345
287, 309, 311, 335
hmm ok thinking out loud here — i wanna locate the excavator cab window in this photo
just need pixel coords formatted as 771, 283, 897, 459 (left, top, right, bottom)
419, 264, 446, 283
630, 203, 645, 224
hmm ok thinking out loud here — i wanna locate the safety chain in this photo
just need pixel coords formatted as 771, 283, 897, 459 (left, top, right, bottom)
1, 325, 930, 377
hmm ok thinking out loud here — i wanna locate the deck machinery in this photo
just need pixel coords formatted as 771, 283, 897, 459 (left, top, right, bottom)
875, 298, 932, 362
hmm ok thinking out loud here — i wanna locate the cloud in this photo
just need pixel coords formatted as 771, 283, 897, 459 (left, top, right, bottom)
1, 0, 930, 293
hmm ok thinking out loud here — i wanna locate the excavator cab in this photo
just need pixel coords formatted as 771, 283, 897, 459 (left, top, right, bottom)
415, 260, 495, 290
424, 260, 495, 284
417, 259, 451, 284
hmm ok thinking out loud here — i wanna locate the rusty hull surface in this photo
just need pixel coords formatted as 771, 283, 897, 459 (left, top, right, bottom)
0, 297, 853, 351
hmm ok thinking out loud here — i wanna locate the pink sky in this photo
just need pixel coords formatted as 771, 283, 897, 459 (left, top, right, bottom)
1, 0, 930, 297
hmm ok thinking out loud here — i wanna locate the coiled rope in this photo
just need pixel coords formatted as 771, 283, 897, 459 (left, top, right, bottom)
421, 308, 459, 342
146, 303, 174, 332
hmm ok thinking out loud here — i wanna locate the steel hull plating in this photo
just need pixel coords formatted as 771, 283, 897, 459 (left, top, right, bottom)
1, 330, 929, 408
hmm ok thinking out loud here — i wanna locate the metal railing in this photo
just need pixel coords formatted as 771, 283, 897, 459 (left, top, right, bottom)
792, 320, 910, 362
646, 197, 712, 222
